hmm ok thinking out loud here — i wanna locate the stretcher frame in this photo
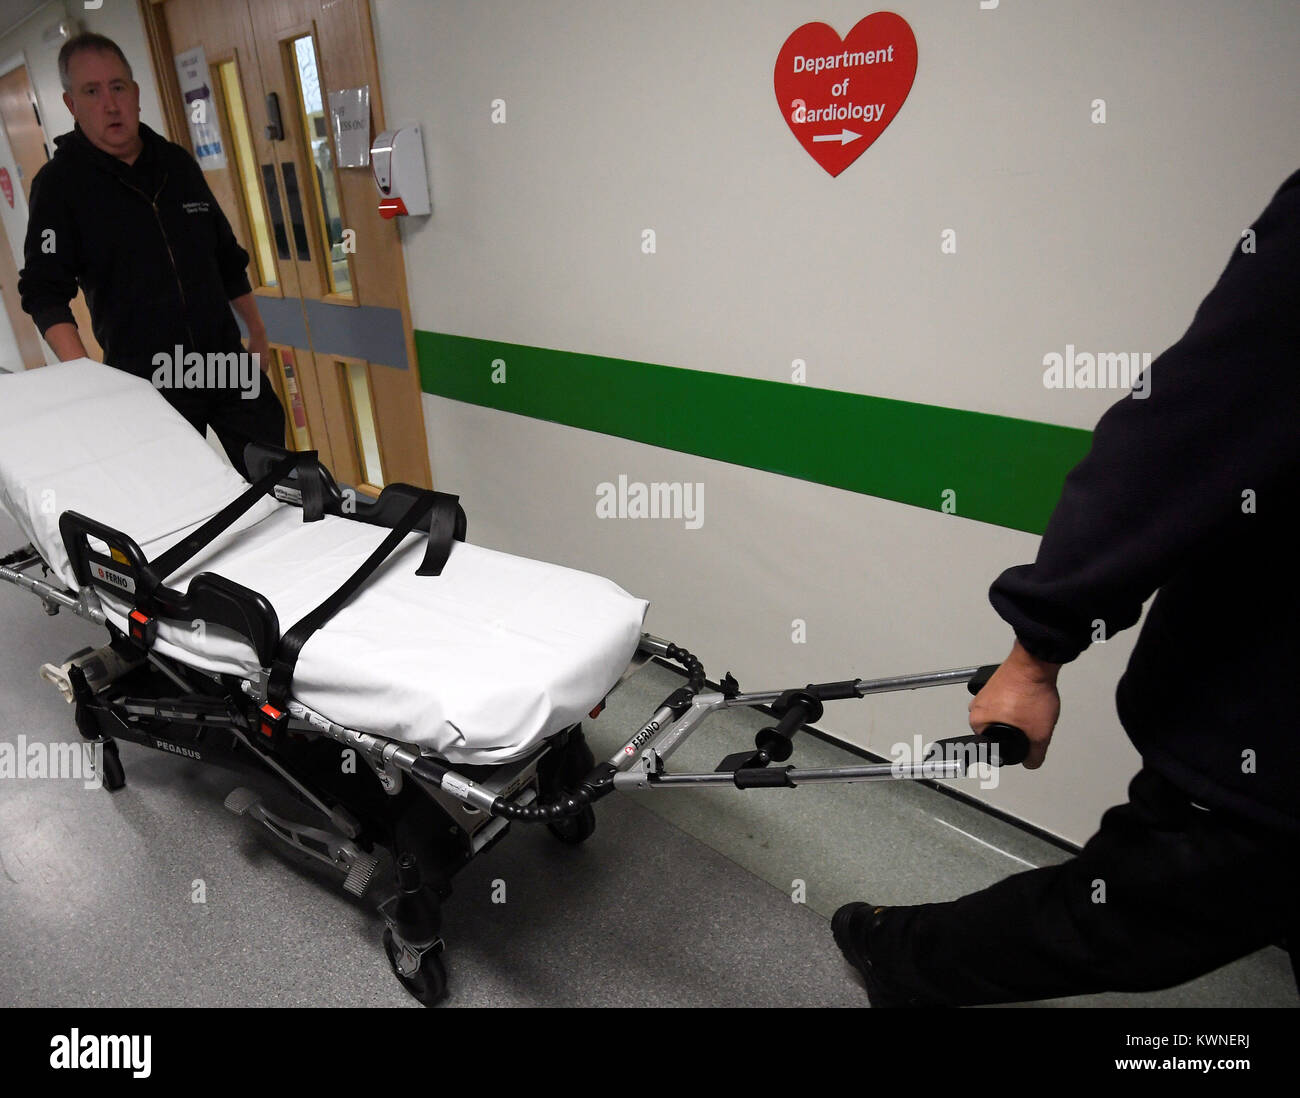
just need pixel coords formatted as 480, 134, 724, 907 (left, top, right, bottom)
0, 453, 1027, 1006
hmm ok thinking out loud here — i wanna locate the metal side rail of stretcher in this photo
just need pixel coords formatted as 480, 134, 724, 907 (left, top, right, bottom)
2, 540, 1029, 1006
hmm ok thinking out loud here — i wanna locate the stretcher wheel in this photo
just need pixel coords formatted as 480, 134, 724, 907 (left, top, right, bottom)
98, 741, 126, 792
547, 805, 596, 845
382, 927, 447, 1006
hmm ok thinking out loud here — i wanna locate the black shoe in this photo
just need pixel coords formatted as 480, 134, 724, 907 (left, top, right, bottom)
832, 902, 909, 1007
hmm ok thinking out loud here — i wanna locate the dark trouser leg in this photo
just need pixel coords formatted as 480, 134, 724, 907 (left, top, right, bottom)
868, 768, 1300, 1005
204, 382, 287, 479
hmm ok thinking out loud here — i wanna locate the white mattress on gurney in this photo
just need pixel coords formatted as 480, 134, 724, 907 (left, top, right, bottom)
0, 360, 648, 764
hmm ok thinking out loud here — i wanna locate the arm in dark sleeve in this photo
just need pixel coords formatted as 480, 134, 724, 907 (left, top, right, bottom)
185, 154, 252, 298
990, 171, 1300, 663
17, 167, 80, 334
214, 196, 252, 299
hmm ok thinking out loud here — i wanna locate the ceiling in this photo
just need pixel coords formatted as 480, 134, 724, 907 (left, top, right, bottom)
0, 1, 67, 44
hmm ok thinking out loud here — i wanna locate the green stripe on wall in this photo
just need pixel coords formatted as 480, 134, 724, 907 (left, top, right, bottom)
416, 331, 1093, 535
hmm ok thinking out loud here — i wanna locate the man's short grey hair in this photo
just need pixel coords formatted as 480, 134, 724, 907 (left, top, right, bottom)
58, 32, 133, 93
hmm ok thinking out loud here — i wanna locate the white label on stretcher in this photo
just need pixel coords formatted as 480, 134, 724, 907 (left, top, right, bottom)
274, 485, 303, 505
93, 563, 137, 594
442, 774, 473, 801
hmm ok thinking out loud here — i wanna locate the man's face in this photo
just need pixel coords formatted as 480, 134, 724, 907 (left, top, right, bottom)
62, 49, 141, 161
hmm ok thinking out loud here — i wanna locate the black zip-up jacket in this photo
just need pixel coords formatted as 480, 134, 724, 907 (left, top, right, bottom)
990, 169, 1300, 838
18, 122, 251, 379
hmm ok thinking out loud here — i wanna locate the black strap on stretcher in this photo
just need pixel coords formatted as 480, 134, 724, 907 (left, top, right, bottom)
107, 438, 458, 730
263, 484, 461, 717
128, 451, 324, 646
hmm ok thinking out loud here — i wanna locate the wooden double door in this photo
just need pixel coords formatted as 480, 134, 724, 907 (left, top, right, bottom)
144, 0, 430, 493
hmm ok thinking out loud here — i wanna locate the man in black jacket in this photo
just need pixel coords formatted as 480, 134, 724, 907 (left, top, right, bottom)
835, 170, 1300, 1006
18, 32, 283, 479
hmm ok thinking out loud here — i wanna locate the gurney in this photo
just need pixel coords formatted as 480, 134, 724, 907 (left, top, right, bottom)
0, 360, 1029, 1005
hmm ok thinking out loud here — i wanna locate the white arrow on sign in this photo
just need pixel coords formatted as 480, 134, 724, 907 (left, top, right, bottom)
813, 129, 862, 145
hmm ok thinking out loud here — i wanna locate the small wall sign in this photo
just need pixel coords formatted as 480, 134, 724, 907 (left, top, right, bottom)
174, 45, 227, 170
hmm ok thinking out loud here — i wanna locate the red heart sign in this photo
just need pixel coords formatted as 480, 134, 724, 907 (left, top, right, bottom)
775, 14, 918, 177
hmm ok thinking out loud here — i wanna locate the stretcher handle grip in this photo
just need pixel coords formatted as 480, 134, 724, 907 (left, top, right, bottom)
928, 723, 1030, 768
806, 680, 864, 701
966, 664, 1001, 695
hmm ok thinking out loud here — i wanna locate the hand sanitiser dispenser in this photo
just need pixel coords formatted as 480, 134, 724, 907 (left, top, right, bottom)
372, 126, 430, 219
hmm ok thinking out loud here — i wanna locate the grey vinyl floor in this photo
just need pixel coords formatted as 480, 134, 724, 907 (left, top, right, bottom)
0, 510, 1294, 1008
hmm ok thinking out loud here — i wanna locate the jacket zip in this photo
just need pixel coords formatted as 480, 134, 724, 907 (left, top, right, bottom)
116, 170, 199, 351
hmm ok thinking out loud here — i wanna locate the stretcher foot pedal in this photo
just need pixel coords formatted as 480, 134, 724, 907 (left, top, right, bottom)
224, 786, 379, 897
342, 851, 381, 898
223, 787, 260, 816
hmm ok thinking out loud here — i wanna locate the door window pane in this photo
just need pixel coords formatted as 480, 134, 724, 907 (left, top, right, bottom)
217, 60, 278, 288
343, 361, 383, 488
261, 164, 291, 260
280, 161, 312, 261
275, 347, 312, 452
291, 34, 352, 297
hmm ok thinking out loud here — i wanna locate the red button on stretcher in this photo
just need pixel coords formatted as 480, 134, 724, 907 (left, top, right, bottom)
128, 609, 157, 646
259, 703, 285, 738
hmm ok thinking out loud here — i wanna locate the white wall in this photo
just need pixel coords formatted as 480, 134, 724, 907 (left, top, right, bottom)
376, 0, 1299, 844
